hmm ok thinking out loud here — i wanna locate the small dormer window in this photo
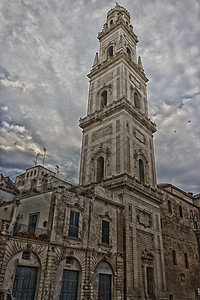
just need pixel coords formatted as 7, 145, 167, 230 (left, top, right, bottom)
107, 46, 113, 58
127, 47, 131, 59
110, 19, 113, 25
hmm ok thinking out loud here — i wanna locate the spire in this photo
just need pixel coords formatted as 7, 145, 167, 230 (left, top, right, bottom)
138, 56, 144, 71
92, 52, 99, 67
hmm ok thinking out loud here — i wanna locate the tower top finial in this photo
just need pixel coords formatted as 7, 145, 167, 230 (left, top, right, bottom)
115, 1, 119, 5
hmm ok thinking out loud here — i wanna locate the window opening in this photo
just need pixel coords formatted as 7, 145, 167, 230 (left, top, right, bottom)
97, 156, 104, 181
101, 91, 107, 108
134, 92, 140, 109
127, 47, 131, 59
146, 267, 154, 299
102, 220, 109, 244
28, 214, 38, 233
184, 253, 189, 268
66, 257, 73, 265
172, 250, 177, 265
22, 251, 30, 260
110, 19, 113, 25
168, 200, 172, 214
139, 159, 145, 183
179, 205, 183, 218
68, 211, 79, 238
107, 46, 113, 58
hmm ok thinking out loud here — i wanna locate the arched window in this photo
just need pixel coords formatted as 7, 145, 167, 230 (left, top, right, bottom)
101, 90, 107, 108
139, 159, 145, 183
97, 156, 104, 181
134, 92, 140, 109
110, 19, 113, 25
127, 47, 131, 59
107, 46, 113, 58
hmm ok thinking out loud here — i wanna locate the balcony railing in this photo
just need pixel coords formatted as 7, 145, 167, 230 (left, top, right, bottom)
13, 223, 50, 241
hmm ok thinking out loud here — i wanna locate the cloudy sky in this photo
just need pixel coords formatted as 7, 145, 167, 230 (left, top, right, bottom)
0, 0, 199, 194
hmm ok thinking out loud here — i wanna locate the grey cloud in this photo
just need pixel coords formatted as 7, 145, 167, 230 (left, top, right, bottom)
0, 0, 199, 193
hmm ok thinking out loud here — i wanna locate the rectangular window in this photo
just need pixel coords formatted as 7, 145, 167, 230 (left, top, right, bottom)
102, 220, 109, 244
184, 253, 189, 268
168, 200, 172, 214
28, 213, 38, 233
179, 205, 183, 218
160, 218, 163, 228
68, 211, 79, 238
22, 251, 30, 260
172, 250, 177, 265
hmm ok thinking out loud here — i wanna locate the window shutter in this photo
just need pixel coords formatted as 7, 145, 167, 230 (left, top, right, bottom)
102, 220, 109, 244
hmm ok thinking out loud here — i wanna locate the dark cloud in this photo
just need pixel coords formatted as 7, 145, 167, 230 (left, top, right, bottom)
0, 0, 199, 193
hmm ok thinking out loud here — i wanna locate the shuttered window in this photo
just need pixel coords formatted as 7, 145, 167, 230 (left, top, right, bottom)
102, 220, 109, 244
68, 211, 79, 238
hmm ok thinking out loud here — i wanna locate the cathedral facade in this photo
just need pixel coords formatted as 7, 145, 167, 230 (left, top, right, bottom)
0, 4, 199, 300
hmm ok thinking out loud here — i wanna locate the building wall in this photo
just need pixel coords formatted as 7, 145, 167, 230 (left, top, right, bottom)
160, 187, 200, 299
0, 186, 124, 300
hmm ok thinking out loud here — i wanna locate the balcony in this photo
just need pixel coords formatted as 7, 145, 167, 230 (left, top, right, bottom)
13, 223, 50, 242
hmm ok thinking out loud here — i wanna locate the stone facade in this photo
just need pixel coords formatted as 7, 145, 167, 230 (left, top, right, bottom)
159, 184, 200, 300
0, 185, 124, 300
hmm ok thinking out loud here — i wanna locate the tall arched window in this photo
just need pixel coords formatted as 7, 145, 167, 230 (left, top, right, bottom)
127, 47, 131, 59
107, 46, 113, 58
134, 92, 140, 109
101, 91, 107, 108
97, 156, 104, 181
139, 159, 145, 183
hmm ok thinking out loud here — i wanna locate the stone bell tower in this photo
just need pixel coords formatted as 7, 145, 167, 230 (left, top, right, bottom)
79, 4, 157, 188
79, 5, 167, 299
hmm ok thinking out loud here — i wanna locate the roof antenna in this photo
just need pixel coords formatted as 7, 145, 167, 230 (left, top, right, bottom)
33, 152, 43, 166
42, 147, 51, 166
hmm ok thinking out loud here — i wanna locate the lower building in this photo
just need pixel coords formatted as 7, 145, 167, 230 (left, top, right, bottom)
0, 184, 124, 300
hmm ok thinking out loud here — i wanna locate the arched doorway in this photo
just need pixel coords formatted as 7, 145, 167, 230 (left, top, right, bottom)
3, 250, 40, 300
93, 261, 113, 300
53, 256, 82, 300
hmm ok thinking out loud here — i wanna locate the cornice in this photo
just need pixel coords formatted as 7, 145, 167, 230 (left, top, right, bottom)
98, 19, 138, 44
88, 52, 148, 83
79, 97, 156, 134
81, 174, 164, 206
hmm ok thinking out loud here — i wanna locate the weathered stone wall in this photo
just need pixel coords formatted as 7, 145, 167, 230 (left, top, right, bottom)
160, 188, 200, 299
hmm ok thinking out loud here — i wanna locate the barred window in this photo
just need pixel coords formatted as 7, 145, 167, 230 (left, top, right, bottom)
22, 251, 30, 260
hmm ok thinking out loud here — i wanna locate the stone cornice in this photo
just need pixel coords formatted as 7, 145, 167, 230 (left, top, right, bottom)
81, 174, 164, 206
98, 19, 138, 44
79, 97, 156, 134
88, 52, 148, 83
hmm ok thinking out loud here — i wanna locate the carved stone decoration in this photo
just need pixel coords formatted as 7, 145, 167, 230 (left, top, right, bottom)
136, 209, 152, 228
133, 128, 146, 144
141, 249, 154, 265
92, 124, 113, 142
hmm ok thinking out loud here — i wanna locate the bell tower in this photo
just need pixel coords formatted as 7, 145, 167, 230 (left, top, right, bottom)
79, 5, 167, 299
79, 4, 157, 188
